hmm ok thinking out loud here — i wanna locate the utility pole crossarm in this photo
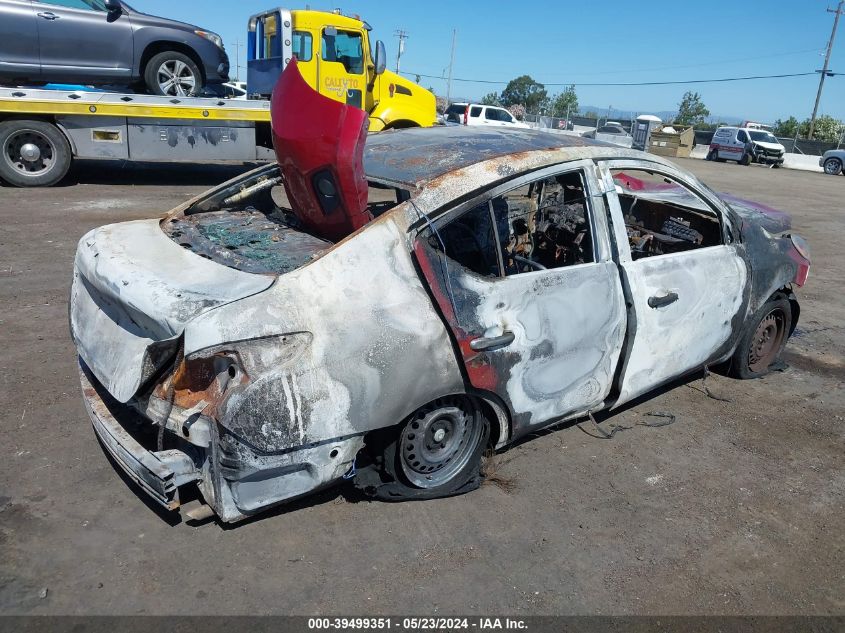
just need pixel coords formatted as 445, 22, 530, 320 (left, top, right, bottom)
809, 0, 844, 140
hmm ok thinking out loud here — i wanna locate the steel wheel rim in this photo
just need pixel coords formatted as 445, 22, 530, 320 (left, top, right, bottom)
399, 400, 482, 488
748, 308, 786, 373
157, 59, 197, 96
824, 159, 841, 175
3, 129, 55, 176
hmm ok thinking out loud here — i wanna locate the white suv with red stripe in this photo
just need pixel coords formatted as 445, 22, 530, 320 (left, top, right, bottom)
708, 126, 785, 167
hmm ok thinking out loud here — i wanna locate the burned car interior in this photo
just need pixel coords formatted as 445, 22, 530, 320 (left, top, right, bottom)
162, 168, 409, 275
612, 169, 723, 259
429, 170, 595, 277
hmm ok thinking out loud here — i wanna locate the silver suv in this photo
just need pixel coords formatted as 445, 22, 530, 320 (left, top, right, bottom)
0, 0, 229, 96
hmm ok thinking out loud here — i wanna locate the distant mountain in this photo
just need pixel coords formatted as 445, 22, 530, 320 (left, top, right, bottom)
577, 104, 746, 125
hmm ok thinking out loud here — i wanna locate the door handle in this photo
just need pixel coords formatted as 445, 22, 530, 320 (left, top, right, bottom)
37, 11, 59, 19
648, 291, 679, 308
470, 331, 515, 351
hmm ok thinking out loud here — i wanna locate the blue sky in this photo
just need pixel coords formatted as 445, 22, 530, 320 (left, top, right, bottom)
131, 0, 845, 123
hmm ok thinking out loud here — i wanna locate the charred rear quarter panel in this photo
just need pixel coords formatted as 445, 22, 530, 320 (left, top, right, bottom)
182, 213, 466, 454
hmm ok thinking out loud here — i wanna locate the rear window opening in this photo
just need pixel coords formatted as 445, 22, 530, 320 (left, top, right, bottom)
164, 166, 410, 274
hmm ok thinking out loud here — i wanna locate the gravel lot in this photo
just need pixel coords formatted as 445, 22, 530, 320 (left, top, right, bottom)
1, 157, 842, 615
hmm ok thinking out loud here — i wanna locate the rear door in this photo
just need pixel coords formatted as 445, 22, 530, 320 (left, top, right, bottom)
0, 0, 40, 80
598, 160, 749, 406
319, 26, 366, 109
32, 0, 133, 82
414, 161, 627, 435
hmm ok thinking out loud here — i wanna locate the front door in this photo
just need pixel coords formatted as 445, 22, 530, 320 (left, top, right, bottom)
318, 26, 366, 109
0, 0, 41, 80
414, 161, 628, 436
32, 0, 133, 83
598, 160, 750, 406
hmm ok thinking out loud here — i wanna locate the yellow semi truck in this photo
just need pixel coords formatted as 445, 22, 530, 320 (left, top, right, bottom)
0, 7, 436, 186
248, 8, 436, 131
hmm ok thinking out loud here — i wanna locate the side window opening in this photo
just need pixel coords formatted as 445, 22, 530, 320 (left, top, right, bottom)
498, 171, 594, 275
321, 30, 364, 74
428, 202, 500, 278
470, 106, 482, 118
292, 31, 313, 62
611, 169, 724, 260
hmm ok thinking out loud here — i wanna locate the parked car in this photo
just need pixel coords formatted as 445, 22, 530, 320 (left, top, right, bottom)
583, 122, 630, 139
819, 148, 845, 176
708, 126, 785, 167
442, 101, 467, 125
0, 0, 229, 96
442, 102, 529, 128
69, 65, 810, 522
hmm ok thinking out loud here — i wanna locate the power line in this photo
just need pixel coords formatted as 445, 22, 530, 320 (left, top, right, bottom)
542, 47, 825, 78
402, 71, 817, 87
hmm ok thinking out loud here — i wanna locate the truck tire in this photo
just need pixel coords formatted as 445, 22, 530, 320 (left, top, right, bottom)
739, 152, 752, 166
144, 51, 203, 97
0, 119, 72, 187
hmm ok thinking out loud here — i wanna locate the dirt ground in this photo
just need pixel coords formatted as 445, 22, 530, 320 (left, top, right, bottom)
0, 157, 842, 616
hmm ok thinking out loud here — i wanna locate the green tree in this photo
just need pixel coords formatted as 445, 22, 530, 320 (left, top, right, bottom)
773, 116, 800, 138
500, 75, 548, 113
550, 85, 578, 118
481, 92, 501, 106
807, 114, 845, 142
676, 91, 710, 126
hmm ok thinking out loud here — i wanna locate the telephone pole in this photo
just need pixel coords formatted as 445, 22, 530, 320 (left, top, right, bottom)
445, 29, 456, 105
230, 38, 244, 82
394, 29, 408, 74
808, 0, 843, 140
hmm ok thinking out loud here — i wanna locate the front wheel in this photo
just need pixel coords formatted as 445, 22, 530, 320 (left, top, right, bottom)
739, 152, 752, 166
823, 157, 843, 176
729, 297, 792, 379
144, 51, 203, 97
0, 119, 72, 187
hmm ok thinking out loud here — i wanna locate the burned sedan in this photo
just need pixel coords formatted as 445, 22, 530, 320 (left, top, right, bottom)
69, 63, 810, 523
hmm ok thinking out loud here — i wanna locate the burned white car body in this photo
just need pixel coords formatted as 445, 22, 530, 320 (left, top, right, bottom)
70, 66, 810, 523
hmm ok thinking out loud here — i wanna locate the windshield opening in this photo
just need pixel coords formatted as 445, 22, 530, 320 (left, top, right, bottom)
750, 131, 778, 143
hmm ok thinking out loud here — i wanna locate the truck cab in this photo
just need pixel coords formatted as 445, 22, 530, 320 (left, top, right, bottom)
247, 8, 436, 130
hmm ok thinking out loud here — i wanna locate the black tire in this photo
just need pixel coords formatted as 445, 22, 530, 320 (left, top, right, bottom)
706, 149, 717, 161
144, 51, 203, 97
739, 152, 752, 166
0, 119, 72, 187
729, 296, 792, 379
823, 157, 842, 176
360, 396, 490, 501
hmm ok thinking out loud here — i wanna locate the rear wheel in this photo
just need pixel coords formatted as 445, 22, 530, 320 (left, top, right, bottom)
359, 396, 490, 500
0, 119, 72, 187
823, 157, 842, 176
144, 51, 202, 97
729, 296, 791, 379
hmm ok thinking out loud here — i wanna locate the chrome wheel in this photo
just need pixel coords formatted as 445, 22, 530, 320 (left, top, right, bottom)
748, 308, 786, 374
3, 129, 55, 177
156, 59, 198, 96
399, 398, 484, 488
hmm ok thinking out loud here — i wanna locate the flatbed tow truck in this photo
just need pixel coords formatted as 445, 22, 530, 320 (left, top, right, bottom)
0, 8, 435, 187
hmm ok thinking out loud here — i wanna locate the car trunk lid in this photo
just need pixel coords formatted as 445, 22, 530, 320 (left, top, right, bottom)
70, 218, 274, 403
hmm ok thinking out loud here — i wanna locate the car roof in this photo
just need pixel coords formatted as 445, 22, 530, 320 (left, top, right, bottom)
364, 126, 613, 187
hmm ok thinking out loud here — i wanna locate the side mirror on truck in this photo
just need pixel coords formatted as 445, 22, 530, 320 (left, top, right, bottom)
374, 40, 386, 75
104, 0, 122, 12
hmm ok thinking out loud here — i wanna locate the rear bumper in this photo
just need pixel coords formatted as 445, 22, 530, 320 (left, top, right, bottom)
80, 361, 200, 510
